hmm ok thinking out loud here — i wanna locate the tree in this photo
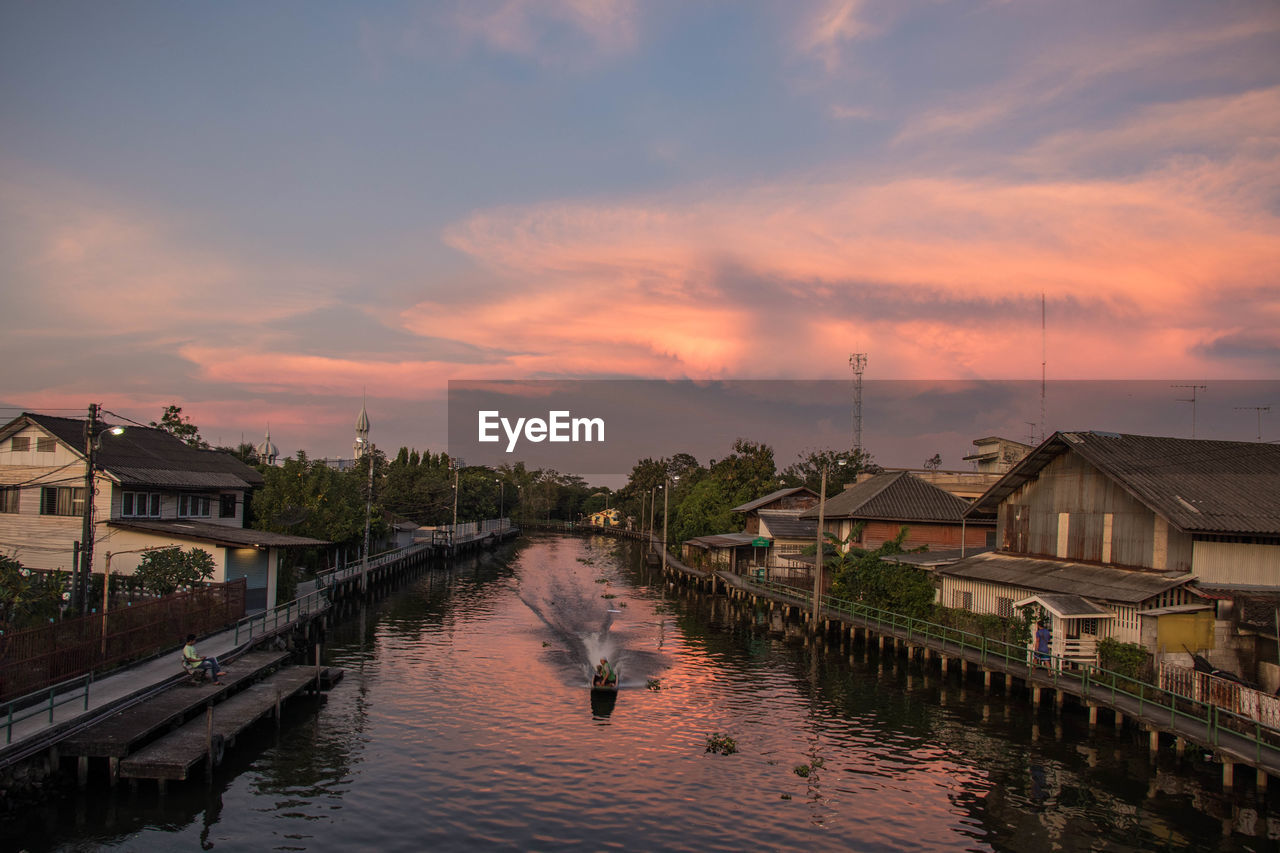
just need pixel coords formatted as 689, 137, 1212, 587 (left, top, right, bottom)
924, 453, 942, 472
827, 527, 935, 618
0, 555, 66, 631
134, 547, 216, 596
151, 405, 210, 449
782, 447, 878, 493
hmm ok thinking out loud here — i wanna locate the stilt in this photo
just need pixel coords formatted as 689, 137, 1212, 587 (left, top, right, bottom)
1055, 690, 1064, 713
77, 756, 88, 788
1176, 737, 1186, 758
983, 670, 992, 693
108, 757, 119, 787
1115, 711, 1124, 732
941, 656, 949, 676
1088, 704, 1098, 727
1148, 728, 1160, 756
1258, 768, 1269, 792
1223, 761, 1235, 792
1032, 686, 1041, 708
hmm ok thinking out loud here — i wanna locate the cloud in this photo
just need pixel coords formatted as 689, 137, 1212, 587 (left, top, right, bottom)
796, 0, 873, 73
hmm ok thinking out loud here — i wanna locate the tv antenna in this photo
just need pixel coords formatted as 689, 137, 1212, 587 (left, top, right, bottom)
1171, 384, 1207, 438
1235, 405, 1271, 441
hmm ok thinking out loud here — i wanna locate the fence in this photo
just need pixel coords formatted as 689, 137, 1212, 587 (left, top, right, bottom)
0, 580, 246, 703
1159, 662, 1280, 729
744, 576, 1280, 765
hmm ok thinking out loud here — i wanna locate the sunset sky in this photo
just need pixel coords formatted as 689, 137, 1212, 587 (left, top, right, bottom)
2, 1, 1278, 469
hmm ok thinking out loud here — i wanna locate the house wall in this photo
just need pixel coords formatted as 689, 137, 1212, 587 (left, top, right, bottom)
1191, 540, 1280, 586
107, 484, 245, 527
996, 452, 1193, 571
939, 574, 1143, 644
827, 519, 991, 550
0, 443, 100, 572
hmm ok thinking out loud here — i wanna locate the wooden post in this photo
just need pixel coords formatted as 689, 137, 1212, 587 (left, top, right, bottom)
315, 642, 322, 692
1088, 704, 1098, 727
275, 690, 283, 728
984, 670, 992, 693
1148, 728, 1159, 756
1115, 711, 1124, 732
1032, 686, 1041, 708
1223, 760, 1235, 792
77, 756, 89, 788
1258, 768, 1268, 792
205, 704, 214, 781
108, 757, 119, 787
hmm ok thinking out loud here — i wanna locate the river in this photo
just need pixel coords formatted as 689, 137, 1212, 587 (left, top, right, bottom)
10, 534, 1277, 851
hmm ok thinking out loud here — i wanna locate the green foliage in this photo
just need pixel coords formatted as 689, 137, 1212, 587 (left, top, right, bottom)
1098, 637, 1151, 680
705, 733, 738, 755
934, 607, 1032, 648
134, 547, 216, 596
827, 527, 935, 618
0, 556, 67, 630
253, 452, 387, 557
781, 447, 878, 492
150, 405, 209, 449
666, 439, 778, 552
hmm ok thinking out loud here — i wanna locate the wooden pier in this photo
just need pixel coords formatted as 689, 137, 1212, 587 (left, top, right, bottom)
120, 665, 342, 785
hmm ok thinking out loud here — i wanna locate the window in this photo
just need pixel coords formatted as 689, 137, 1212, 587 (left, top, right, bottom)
36, 437, 55, 453
40, 486, 85, 516
122, 491, 161, 518
10, 436, 30, 452
952, 590, 974, 611
0, 487, 18, 513
178, 494, 211, 518
219, 494, 237, 518
1079, 618, 1099, 636
996, 596, 1014, 619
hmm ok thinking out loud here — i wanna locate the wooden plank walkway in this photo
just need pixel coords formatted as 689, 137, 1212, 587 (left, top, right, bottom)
119, 665, 342, 783
60, 650, 289, 759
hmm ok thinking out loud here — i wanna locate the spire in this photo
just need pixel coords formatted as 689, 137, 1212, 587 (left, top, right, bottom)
256, 424, 279, 466
354, 397, 371, 459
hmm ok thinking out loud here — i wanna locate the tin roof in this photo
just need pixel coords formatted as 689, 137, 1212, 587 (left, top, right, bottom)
938, 551, 1190, 604
6, 413, 263, 489
683, 531, 761, 549
800, 471, 986, 523
109, 519, 328, 548
731, 486, 818, 514
757, 510, 817, 539
967, 431, 1280, 535
1013, 593, 1115, 618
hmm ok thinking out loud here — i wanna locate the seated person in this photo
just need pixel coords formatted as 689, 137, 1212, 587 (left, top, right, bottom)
182, 634, 228, 684
593, 657, 617, 687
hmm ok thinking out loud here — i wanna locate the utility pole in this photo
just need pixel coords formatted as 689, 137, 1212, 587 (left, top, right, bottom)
1172, 384, 1208, 438
77, 403, 100, 616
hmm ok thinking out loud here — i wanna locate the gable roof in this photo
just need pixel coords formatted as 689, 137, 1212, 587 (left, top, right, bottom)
5, 413, 263, 490
967, 431, 1280, 535
799, 471, 982, 523
938, 550, 1190, 604
109, 519, 327, 548
757, 510, 817, 540
731, 486, 817, 514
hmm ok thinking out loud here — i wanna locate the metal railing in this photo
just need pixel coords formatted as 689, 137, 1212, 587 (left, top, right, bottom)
743, 577, 1280, 767
232, 587, 331, 646
2, 672, 95, 746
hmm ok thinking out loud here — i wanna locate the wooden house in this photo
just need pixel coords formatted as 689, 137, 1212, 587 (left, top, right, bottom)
681, 487, 817, 577
940, 431, 1280, 671
0, 412, 326, 612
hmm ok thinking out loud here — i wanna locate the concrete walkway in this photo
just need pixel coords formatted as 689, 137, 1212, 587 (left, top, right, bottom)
1, 626, 250, 765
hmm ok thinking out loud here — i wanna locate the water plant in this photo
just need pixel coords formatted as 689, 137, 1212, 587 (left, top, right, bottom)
646, 678, 661, 691
705, 733, 738, 755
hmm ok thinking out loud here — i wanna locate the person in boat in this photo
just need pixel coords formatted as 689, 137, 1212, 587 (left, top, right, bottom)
183, 633, 228, 684
593, 657, 617, 688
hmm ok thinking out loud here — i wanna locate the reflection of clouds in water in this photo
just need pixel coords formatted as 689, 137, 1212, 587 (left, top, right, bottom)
515, 539, 668, 688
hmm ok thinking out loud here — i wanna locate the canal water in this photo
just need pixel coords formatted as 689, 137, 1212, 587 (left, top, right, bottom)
10, 535, 1279, 851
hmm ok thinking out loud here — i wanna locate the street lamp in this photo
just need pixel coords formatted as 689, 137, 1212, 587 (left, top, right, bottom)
661, 474, 680, 565
77, 404, 125, 615
495, 477, 504, 527
813, 457, 848, 623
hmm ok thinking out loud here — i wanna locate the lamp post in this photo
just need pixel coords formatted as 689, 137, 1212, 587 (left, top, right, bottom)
77, 405, 124, 616
661, 474, 679, 565
813, 457, 847, 623
495, 478, 504, 527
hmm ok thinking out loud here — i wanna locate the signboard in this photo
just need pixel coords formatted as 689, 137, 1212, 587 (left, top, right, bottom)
751, 537, 770, 547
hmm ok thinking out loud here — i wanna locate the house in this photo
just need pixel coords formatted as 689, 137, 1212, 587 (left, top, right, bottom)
940, 431, 1280, 673
681, 487, 817, 578
588, 508, 622, 527
0, 412, 327, 612
800, 471, 994, 558
962, 436, 1034, 474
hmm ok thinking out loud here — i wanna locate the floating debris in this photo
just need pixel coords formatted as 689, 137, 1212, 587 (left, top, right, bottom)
646, 678, 661, 691
705, 733, 738, 755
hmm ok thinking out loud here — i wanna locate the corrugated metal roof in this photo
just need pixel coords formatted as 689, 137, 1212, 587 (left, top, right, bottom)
1013, 593, 1115, 618
109, 519, 328, 548
799, 471, 982, 523
938, 551, 1190, 603
731, 487, 817, 514
757, 510, 817, 539
10, 413, 263, 489
684, 532, 760, 549
967, 431, 1280, 535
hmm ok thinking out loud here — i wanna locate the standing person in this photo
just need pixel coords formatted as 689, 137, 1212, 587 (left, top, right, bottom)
1034, 622, 1052, 667
183, 633, 228, 684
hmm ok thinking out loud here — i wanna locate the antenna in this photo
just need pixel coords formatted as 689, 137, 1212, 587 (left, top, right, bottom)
1026, 421, 1039, 445
1171, 384, 1207, 438
1235, 405, 1272, 441
1040, 291, 1046, 443
849, 353, 867, 456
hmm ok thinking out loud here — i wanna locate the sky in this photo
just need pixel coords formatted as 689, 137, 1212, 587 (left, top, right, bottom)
2, 1, 1278, 473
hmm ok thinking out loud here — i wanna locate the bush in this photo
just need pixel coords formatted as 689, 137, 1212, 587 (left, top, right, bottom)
1098, 637, 1151, 681
134, 547, 215, 596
